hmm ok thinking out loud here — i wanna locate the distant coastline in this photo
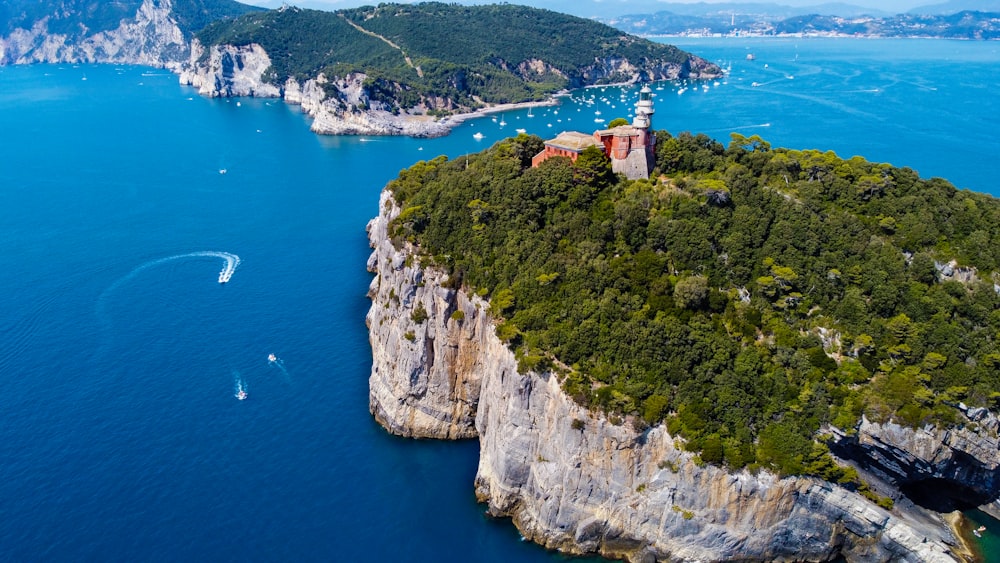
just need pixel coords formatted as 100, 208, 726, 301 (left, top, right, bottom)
609, 10, 1000, 41
643, 32, 1000, 40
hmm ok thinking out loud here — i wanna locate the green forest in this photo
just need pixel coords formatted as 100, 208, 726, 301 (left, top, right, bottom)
196, 3, 707, 110
387, 131, 1000, 489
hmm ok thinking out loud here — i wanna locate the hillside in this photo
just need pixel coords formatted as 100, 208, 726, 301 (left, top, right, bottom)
0, 0, 259, 39
194, 3, 719, 109
386, 131, 1000, 491
608, 8, 1000, 38
0, 0, 261, 66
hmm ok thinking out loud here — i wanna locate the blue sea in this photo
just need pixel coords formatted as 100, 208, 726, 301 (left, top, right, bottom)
0, 38, 997, 561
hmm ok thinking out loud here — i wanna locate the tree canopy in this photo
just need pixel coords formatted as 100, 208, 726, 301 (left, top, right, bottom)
387, 131, 1000, 482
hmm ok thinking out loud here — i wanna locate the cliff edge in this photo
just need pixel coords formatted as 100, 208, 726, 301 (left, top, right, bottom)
367, 189, 967, 563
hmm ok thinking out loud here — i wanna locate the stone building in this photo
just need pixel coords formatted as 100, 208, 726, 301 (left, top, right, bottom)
532, 85, 656, 180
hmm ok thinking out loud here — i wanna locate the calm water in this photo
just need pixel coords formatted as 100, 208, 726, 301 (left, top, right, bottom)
0, 38, 997, 560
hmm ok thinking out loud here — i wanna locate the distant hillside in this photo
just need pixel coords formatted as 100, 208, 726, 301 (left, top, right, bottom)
195, 3, 720, 107
0, 0, 261, 66
0, 0, 260, 38
774, 10, 1000, 38
609, 7, 1000, 37
909, 0, 1000, 14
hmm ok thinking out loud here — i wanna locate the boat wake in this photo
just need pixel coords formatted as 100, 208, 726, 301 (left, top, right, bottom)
234, 370, 248, 400
94, 251, 240, 357
103, 252, 240, 297
268, 353, 291, 383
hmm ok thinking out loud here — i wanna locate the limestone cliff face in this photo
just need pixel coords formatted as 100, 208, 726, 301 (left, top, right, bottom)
0, 0, 186, 67
181, 53, 451, 137
178, 40, 280, 98
366, 190, 965, 562
366, 191, 485, 439
830, 409, 1000, 510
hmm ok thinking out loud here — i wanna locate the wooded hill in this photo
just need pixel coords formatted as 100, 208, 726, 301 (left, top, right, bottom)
387, 132, 1000, 490
195, 3, 716, 108
1, 0, 260, 38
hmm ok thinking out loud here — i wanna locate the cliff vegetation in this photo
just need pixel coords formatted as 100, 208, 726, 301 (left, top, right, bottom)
387, 132, 1000, 482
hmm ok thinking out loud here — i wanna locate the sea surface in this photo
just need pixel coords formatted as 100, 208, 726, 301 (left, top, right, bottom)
0, 38, 997, 561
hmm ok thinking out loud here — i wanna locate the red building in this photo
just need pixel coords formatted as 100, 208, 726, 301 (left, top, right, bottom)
530, 132, 600, 167
532, 85, 656, 180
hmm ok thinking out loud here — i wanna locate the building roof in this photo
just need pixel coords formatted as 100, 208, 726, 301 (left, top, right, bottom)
545, 131, 599, 152
595, 125, 644, 137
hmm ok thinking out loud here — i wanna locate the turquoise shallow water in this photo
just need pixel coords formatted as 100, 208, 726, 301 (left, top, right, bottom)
0, 38, 997, 560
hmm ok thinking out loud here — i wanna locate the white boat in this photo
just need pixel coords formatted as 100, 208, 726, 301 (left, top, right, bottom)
594, 118, 605, 123
515, 128, 526, 134
473, 132, 484, 140
236, 389, 247, 400
499, 118, 506, 126
219, 168, 227, 175
268, 353, 277, 362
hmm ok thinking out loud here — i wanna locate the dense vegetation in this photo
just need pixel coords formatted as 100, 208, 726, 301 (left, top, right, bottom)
1, 0, 260, 37
387, 132, 1000, 484
196, 3, 707, 109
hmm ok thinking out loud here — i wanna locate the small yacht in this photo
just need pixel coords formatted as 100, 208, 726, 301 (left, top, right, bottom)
236, 389, 248, 400
473, 132, 484, 140
268, 353, 277, 362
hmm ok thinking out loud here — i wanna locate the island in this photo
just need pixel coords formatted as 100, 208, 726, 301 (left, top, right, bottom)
0, 0, 720, 138
366, 125, 1000, 561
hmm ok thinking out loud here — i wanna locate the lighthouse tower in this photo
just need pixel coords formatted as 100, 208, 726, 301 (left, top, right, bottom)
593, 84, 657, 180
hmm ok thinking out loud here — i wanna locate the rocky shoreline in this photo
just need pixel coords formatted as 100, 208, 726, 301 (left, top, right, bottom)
1, 0, 720, 140
365, 189, 984, 562
172, 39, 710, 139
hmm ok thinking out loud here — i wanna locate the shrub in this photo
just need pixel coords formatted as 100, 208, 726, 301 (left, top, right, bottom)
410, 302, 428, 324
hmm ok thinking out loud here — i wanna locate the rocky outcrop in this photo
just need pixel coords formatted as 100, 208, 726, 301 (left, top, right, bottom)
366, 191, 485, 438
830, 410, 1000, 511
177, 40, 280, 98
366, 189, 968, 562
0, 0, 186, 67
180, 49, 452, 137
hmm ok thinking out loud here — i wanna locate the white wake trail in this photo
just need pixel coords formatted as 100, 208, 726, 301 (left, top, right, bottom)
93, 251, 241, 357
233, 370, 248, 400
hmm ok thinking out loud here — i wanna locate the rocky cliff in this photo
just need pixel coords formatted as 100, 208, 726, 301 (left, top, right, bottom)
178, 43, 451, 137
0, 0, 187, 67
367, 189, 974, 563
830, 410, 1000, 512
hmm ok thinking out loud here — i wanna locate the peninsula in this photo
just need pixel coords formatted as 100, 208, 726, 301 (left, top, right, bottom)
367, 127, 1000, 561
0, 0, 720, 138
